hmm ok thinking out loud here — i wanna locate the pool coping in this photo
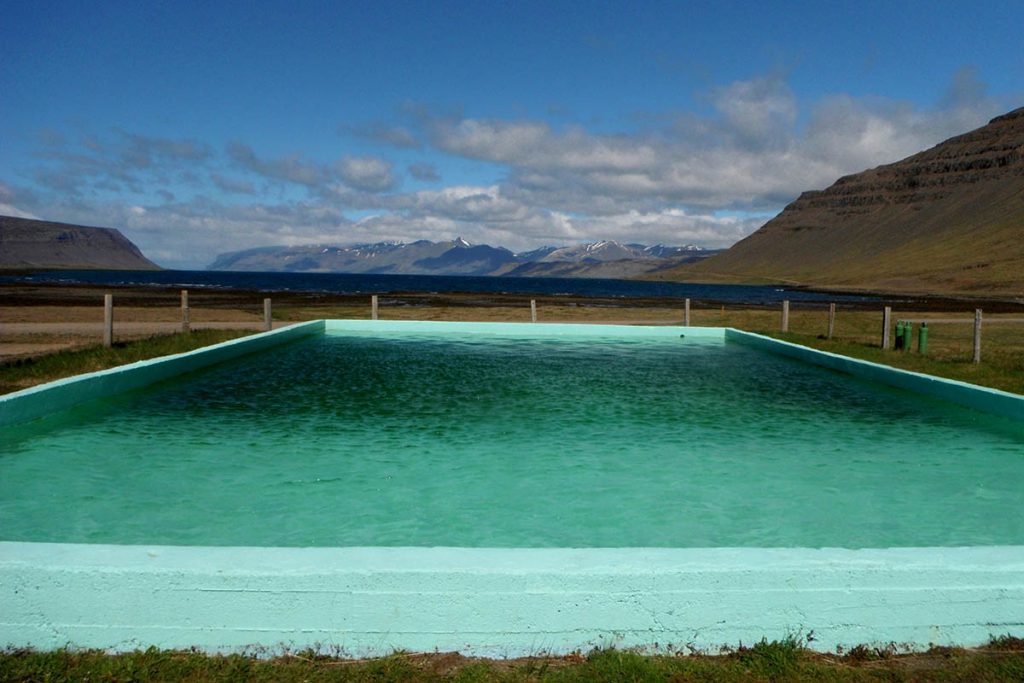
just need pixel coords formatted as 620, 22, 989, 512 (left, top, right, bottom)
2, 320, 1023, 655
3, 541, 1024, 656
726, 329, 1024, 421
0, 320, 325, 428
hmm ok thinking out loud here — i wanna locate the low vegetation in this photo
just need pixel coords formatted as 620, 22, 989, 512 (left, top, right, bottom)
739, 307, 1024, 395
4, 637, 1024, 681
0, 329, 254, 394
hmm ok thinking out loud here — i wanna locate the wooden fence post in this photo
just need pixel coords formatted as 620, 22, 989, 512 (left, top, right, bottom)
974, 308, 982, 363
181, 290, 190, 333
684, 298, 690, 326
781, 300, 790, 333
882, 306, 892, 349
530, 299, 537, 323
263, 298, 272, 331
827, 302, 836, 340
103, 294, 113, 347
371, 295, 379, 320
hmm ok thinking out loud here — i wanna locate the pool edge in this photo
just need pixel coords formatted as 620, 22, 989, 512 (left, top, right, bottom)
0, 320, 325, 428
3, 542, 1023, 656
725, 329, 1024, 420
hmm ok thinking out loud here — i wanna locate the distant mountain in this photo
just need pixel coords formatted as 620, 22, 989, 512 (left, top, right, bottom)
0, 215, 160, 270
208, 238, 518, 276
534, 240, 640, 263
501, 245, 712, 278
636, 243, 706, 258
413, 243, 518, 276
514, 246, 561, 262
657, 106, 1024, 295
208, 238, 717, 278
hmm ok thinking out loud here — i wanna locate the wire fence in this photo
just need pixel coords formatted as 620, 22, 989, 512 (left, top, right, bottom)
7, 290, 1024, 372
765, 299, 1024, 365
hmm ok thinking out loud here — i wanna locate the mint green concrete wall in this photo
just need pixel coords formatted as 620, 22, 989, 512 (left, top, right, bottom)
325, 319, 725, 338
2, 542, 1023, 656
0, 320, 324, 428
726, 329, 1024, 420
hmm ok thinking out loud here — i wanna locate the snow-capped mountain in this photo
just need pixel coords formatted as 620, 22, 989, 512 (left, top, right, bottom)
532, 240, 639, 263
520, 240, 705, 264
209, 238, 718, 277
640, 244, 704, 258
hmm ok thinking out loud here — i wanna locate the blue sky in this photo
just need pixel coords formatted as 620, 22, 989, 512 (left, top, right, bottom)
2, 1, 1021, 268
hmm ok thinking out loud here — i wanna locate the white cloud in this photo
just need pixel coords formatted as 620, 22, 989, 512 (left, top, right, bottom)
2, 69, 1011, 267
422, 72, 1005, 215
335, 156, 396, 192
118, 132, 212, 168
0, 203, 40, 219
408, 162, 440, 181
399, 185, 530, 222
432, 119, 659, 172
572, 209, 765, 248
210, 173, 255, 195
226, 142, 326, 188
346, 123, 421, 149
709, 74, 797, 149
0, 182, 41, 219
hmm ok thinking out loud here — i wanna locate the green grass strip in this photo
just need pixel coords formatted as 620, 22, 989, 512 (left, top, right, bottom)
3, 637, 1024, 682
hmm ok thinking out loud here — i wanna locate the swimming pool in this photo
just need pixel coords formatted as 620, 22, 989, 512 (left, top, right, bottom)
2, 320, 1023, 654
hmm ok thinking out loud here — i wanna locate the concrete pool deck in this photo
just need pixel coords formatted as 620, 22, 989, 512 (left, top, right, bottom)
4, 543, 1024, 655
2, 320, 1023, 655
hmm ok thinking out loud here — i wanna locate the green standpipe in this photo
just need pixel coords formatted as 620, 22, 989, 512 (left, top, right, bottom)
894, 320, 905, 350
918, 322, 928, 355
904, 321, 913, 352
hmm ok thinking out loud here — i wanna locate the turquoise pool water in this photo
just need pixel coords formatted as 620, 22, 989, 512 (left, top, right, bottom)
1, 330, 1022, 548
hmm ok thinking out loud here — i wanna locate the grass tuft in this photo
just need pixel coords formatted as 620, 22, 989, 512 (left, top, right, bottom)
731, 636, 804, 679
987, 634, 1024, 651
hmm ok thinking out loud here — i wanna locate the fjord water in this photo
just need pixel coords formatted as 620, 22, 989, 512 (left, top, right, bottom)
1, 332, 1022, 548
2, 269, 881, 305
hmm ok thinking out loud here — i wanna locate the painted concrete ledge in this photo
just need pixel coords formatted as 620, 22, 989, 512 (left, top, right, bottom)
0, 320, 324, 428
726, 329, 1024, 421
2, 542, 1023, 656
325, 319, 725, 339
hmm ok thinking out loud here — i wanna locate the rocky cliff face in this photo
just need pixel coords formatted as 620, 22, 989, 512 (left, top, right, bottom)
671, 107, 1024, 295
781, 107, 1023, 222
0, 216, 160, 270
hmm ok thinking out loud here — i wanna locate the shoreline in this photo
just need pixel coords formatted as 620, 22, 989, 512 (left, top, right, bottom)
5, 278, 1023, 312
5, 265, 1024, 304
